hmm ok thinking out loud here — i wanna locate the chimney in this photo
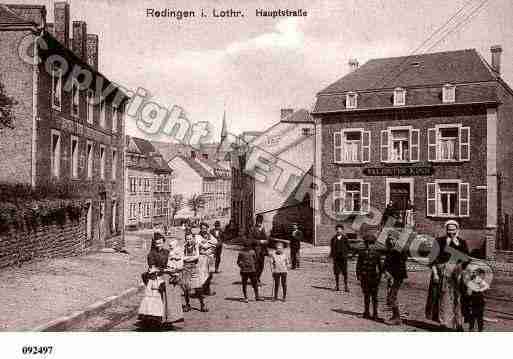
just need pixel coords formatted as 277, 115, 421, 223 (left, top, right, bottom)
191, 150, 196, 159
86, 34, 99, 69
348, 58, 359, 72
280, 108, 294, 120
491, 45, 502, 74
72, 21, 87, 61
47, 22, 54, 35
54, 2, 70, 48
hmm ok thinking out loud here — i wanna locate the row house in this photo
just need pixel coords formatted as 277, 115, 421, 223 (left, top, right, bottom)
125, 136, 172, 230
0, 3, 128, 249
196, 153, 231, 217
312, 47, 513, 261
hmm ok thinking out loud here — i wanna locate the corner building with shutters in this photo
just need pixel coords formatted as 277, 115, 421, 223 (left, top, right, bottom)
311, 47, 513, 261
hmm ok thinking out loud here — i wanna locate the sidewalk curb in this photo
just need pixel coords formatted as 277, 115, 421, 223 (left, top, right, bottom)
32, 285, 145, 332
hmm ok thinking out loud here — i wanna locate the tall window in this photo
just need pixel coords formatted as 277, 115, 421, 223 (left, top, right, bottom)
51, 130, 61, 178
100, 98, 106, 128
129, 177, 137, 193
393, 87, 406, 106
71, 79, 80, 117
427, 181, 469, 217
51, 65, 62, 110
333, 129, 370, 163
112, 106, 118, 133
163, 200, 168, 216
346, 92, 357, 109
443, 84, 456, 103
333, 180, 370, 214
87, 90, 94, 124
86, 141, 94, 179
144, 178, 151, 193
381, 127, 419, 162
111, 200, 117, 232
111, 148, 117, 180
99, 145, 105, 179
428, 125, 470, 162
156, 177, 162, 192
70, 136, 79, 179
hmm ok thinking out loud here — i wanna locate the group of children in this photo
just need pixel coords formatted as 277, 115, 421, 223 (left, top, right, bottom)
237, 240, 289, 302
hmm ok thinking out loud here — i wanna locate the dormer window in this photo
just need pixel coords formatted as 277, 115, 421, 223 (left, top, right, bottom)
393, 88, 406, 106
442, 84, 456, 103
346, 92, 357, 109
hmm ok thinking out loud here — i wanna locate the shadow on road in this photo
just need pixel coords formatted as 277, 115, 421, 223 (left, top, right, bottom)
312, 285, 335, 292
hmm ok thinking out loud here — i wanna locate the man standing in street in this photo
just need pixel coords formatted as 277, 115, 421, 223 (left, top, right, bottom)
329, 224, 350, 292
210, 221, 224, 273
383, 230, 408, 325
249, 214, 269, 284
290, 223, 302, 270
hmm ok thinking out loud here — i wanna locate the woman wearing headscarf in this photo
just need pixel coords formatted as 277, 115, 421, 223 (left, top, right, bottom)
425, 220, 470, 331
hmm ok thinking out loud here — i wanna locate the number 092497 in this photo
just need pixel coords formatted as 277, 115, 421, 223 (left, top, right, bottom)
21, 346, 53, 355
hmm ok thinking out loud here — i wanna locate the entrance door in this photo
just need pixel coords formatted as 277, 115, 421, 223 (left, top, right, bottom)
389, 182, 411, 211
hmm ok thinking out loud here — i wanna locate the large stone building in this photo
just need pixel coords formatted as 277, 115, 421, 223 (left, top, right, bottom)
312, 47, 513, 261
125, 136, 173, 230
0, 3, 129, 249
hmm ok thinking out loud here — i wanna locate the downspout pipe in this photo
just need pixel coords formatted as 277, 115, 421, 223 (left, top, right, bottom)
31, 28, 44, 188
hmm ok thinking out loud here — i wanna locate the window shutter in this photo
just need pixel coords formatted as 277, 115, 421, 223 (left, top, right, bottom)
428, 128, 437, 161
410, 128, 420, 162
459, 182, 470, 217
459, 126, 470, 161
362, 131, 371, 163
361, 182, 370, 213
333, 181, 342, 213
334, 131, 342, 163
427, 182, 437, 216
380, 130, 389, 162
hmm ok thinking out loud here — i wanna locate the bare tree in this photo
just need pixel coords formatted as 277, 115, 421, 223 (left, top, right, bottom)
187, 193, 206, 218
170, 194, 184, 225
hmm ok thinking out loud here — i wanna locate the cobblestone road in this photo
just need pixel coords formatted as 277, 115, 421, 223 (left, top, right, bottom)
68, 247, 513, 332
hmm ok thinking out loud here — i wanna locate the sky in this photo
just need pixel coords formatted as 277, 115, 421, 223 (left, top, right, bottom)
9, 0, 513, 142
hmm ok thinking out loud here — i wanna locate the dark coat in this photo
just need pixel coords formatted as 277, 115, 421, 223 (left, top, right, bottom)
429, 236, 470, 266
290, 229, 303, 249
329, 234, 350, 261
237, 249, 257, 273
147, 248, 169, 270
210, 228, 224, 247
384, 249, 408, 280
356, 243, 382, 288
249, 225, 268, 257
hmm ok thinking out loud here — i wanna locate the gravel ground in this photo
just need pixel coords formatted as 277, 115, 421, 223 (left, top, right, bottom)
0, 234, 148, 331
67, 247, 513, 332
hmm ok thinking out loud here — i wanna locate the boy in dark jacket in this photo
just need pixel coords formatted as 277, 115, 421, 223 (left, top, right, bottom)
356, 228, 382, 320
329, 224, 350, 292
237, 241, 261, 302
383, 231, 408, 325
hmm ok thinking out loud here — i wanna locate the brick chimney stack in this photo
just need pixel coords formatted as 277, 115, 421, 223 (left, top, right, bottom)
54, 1, 70, 48
72, 21, 87, 61
280, 108, 294, 120
86, 34, 99, 69
348, 58, 359, 72
491, 45, 502, 75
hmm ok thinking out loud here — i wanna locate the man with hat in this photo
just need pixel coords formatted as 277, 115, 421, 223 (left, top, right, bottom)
329, 224, 350, 292
290, 223, 303, 270
210, 220, 224, 273
248, 214, 269, 283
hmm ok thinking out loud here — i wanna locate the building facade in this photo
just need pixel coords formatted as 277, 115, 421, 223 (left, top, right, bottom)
312, 47, 513, 260
124, 136, 173, 230
0, 3, 128, 249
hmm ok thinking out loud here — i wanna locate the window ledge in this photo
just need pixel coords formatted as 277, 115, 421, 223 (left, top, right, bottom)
333, 161, 367, 165
427, 214, 470, 218
428, 159, 467, 164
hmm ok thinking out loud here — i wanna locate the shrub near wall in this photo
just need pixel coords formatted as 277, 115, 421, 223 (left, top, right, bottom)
0, 182, 88, 268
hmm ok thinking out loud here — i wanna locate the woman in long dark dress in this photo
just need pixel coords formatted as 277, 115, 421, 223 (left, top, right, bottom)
425, 220, 470, 330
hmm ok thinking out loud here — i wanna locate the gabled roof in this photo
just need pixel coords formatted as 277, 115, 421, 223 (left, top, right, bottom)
171, 156, 216, 179
280, 109, 314, 123
130, 137, 172, 173
318, 49, 496, 95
